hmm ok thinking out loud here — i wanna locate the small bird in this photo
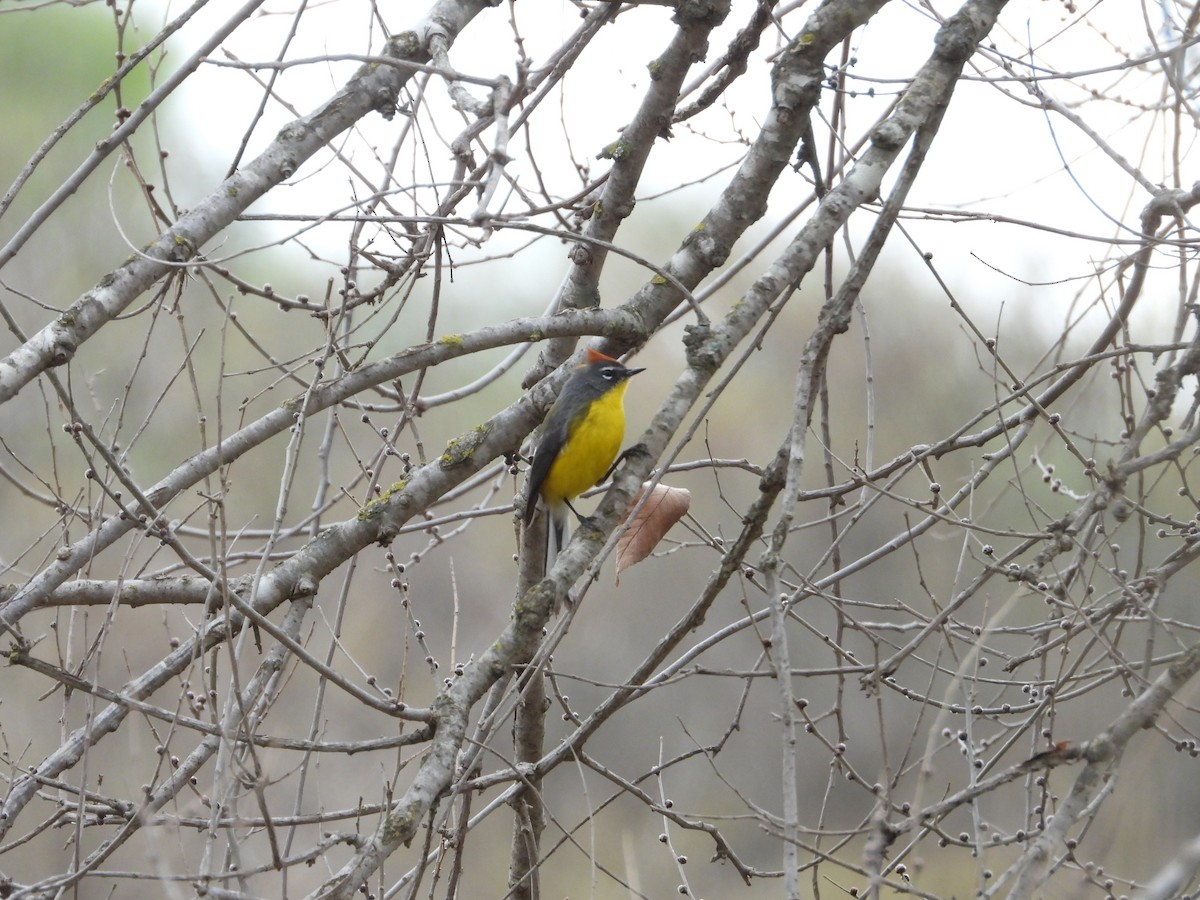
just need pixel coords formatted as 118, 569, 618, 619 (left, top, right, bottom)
524, 348, 645, 554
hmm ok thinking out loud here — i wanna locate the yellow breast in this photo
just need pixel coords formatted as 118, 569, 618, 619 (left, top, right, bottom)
540, 381, 630, 507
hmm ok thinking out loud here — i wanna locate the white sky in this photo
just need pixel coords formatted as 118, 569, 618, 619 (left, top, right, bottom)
145, 0, 1194, 334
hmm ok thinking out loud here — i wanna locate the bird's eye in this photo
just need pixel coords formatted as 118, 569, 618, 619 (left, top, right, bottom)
601, 367, 617, 380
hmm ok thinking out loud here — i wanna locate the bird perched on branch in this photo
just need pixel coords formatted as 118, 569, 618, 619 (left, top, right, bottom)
523, 348, 645, 555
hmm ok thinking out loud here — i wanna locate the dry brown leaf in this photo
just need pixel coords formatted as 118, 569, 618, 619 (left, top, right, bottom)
615, 483, 691, 583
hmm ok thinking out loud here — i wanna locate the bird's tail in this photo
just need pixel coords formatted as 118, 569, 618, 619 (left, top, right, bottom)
548, 502, 567, 562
